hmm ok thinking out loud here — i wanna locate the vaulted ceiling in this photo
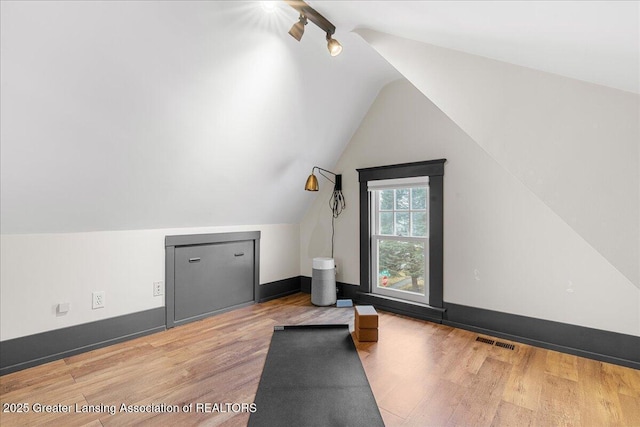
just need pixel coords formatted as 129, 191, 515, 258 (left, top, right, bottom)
1, 1, 637, 233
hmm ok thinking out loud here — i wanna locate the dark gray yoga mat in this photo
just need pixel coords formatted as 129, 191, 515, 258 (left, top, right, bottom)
248, 324, 384, 427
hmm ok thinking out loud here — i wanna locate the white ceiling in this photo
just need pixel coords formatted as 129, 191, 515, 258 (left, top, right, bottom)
1, 1, 638, 233
322, 0, 639, 94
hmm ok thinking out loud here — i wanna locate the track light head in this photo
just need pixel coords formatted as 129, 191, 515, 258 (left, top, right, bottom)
289, 14, 307, 41
326, 34, 342, 56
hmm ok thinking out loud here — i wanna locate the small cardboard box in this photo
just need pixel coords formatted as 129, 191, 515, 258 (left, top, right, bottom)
356, 327, 378, 342
354, 305, 378, 329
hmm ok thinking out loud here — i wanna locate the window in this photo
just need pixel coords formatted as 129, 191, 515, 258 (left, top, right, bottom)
370, 177, 429, 303
357, 159, 445, 311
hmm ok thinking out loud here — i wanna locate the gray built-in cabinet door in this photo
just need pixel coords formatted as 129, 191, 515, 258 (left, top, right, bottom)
174, 240, 254, 323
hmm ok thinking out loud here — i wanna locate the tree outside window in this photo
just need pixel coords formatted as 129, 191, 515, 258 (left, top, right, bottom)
373, 184, 429, 303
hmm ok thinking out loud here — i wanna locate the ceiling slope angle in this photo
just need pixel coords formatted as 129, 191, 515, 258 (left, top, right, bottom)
0, 1, 400, 234
356, 28, 640, 288
319, 0, 639, 94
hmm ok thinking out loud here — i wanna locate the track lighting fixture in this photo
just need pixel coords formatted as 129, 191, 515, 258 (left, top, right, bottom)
288, 14, 307, 41
285, 0, 342, 56
326, 34, 342, 56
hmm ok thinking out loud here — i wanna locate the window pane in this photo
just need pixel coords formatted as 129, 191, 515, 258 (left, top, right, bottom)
411, 212, 427, 237
377, 240, 426, 295
395, 212, 409, 236
395, 189, 409, 210
379, 190, 394, 210
379, 212, 393, 235
411, 187, 427, 209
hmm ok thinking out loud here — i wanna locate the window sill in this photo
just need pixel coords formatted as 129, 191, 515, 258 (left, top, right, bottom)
353, 291, 445, 323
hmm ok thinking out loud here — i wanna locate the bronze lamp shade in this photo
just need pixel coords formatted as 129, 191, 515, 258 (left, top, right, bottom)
305, 173, 319, 191
304, 167, 341, 192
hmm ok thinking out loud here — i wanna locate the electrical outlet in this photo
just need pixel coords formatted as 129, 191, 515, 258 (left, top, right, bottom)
153, 281, 164, 297
92, 291, 105, 309
566, 280, 575, 293
56, 302, 70, 316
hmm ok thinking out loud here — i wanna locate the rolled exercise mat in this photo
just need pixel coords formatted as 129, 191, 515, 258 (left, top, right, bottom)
248, 324, 384, 427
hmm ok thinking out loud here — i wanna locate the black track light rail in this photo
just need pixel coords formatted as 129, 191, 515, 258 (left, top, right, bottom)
284, 0, 336, 36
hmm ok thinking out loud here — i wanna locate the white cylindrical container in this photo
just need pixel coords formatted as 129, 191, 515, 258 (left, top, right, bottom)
311, 257, 336, 306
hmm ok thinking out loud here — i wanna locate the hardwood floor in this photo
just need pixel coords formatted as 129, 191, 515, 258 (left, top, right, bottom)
1, 293, 639, 426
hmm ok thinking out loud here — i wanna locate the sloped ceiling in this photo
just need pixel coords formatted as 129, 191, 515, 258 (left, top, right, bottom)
0, 1, 399, 233
323, 1, 639, 94
356, 29, 639, 288
1, 1, 637, 233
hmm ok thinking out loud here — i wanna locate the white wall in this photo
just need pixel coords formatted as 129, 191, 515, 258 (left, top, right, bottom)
356, 29, 640, 289
0, 1, 398, 234
0, 223, 299, 340
300, 78, 639, 337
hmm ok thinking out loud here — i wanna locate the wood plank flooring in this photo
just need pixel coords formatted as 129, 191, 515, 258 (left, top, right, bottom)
1, 293, 639, 426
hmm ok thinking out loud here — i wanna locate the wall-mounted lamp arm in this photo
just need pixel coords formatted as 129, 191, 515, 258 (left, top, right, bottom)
308, 166, 341, 191
305, 166, 341, 192
303, 164, 346, 257
313, 166, 336, 184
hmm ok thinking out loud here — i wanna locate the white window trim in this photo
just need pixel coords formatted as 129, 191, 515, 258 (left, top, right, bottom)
367, 176, 429, 191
